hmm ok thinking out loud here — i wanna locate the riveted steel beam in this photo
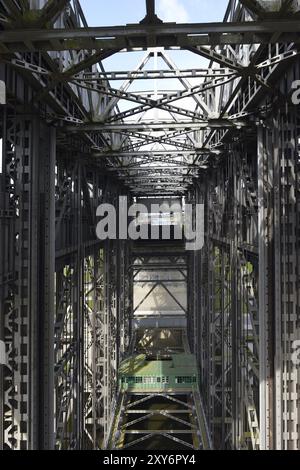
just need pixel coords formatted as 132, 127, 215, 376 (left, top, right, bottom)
1, 20, 300, 53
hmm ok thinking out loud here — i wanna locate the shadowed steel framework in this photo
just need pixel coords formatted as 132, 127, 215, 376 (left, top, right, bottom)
0, 0, 299, 451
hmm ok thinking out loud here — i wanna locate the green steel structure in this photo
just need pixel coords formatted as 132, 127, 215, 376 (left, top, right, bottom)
118, 353, 198, 393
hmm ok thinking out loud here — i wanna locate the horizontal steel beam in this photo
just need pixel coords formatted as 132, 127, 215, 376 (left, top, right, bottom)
1, 20, 300, 52
128, 177, 191, 182
108, 165, 200, 171
125, 409, 190, 413
135, 192, 186, 195
121, 175, 194, 180
130, 184, 188, 187
123, 429, 193, 434
127, 186, 189, 189
113, 168, 199, 173
66, 119, 248, 133
129, 189, 188, 193
115, 158, 200, 168
76, 68, 235, 81
92, 150, 211, 158
114, 169, 199, 174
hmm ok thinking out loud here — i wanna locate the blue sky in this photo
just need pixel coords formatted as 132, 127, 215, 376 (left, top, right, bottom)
81, 0, 229, 26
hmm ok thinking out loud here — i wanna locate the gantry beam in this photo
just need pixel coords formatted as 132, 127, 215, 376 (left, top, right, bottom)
65, 119, 248, 133
1, 20, 300, 53
122, 177, 194, 181
107, 165, 201, 171
77, 68, 235, 81
113, 171, 199, 177
92, 150, 210, 157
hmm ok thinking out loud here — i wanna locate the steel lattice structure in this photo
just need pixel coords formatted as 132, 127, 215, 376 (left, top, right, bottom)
0, 0, 300, 451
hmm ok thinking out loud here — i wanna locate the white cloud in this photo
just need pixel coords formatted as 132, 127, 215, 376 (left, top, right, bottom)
157, 0, 190, 23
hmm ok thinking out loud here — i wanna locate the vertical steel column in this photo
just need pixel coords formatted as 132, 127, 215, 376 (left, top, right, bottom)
276, 105, 300, 450
186, 187, 198, 355
35, 121, 56, 450
272, 114, 282, 449
116, 238, 131, 362
258, 124, 273, 450
258, 103, 300, 450
103, 239, 114, 445
0, 107, 11, 450
3, 112, 55, 449
75, 163, 84, 448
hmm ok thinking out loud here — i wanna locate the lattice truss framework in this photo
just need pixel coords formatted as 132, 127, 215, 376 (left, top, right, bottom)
0, 0, 299, 451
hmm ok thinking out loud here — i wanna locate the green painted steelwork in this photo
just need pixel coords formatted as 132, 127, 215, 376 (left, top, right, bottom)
118, 353, 198, 392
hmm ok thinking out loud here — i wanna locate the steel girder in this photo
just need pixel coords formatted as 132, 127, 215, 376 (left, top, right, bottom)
1, 20, 300, 53
1, 110, 56, 450
91, 151, 212, 158
65, 120, 249, 133
76, 68, 235, 81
